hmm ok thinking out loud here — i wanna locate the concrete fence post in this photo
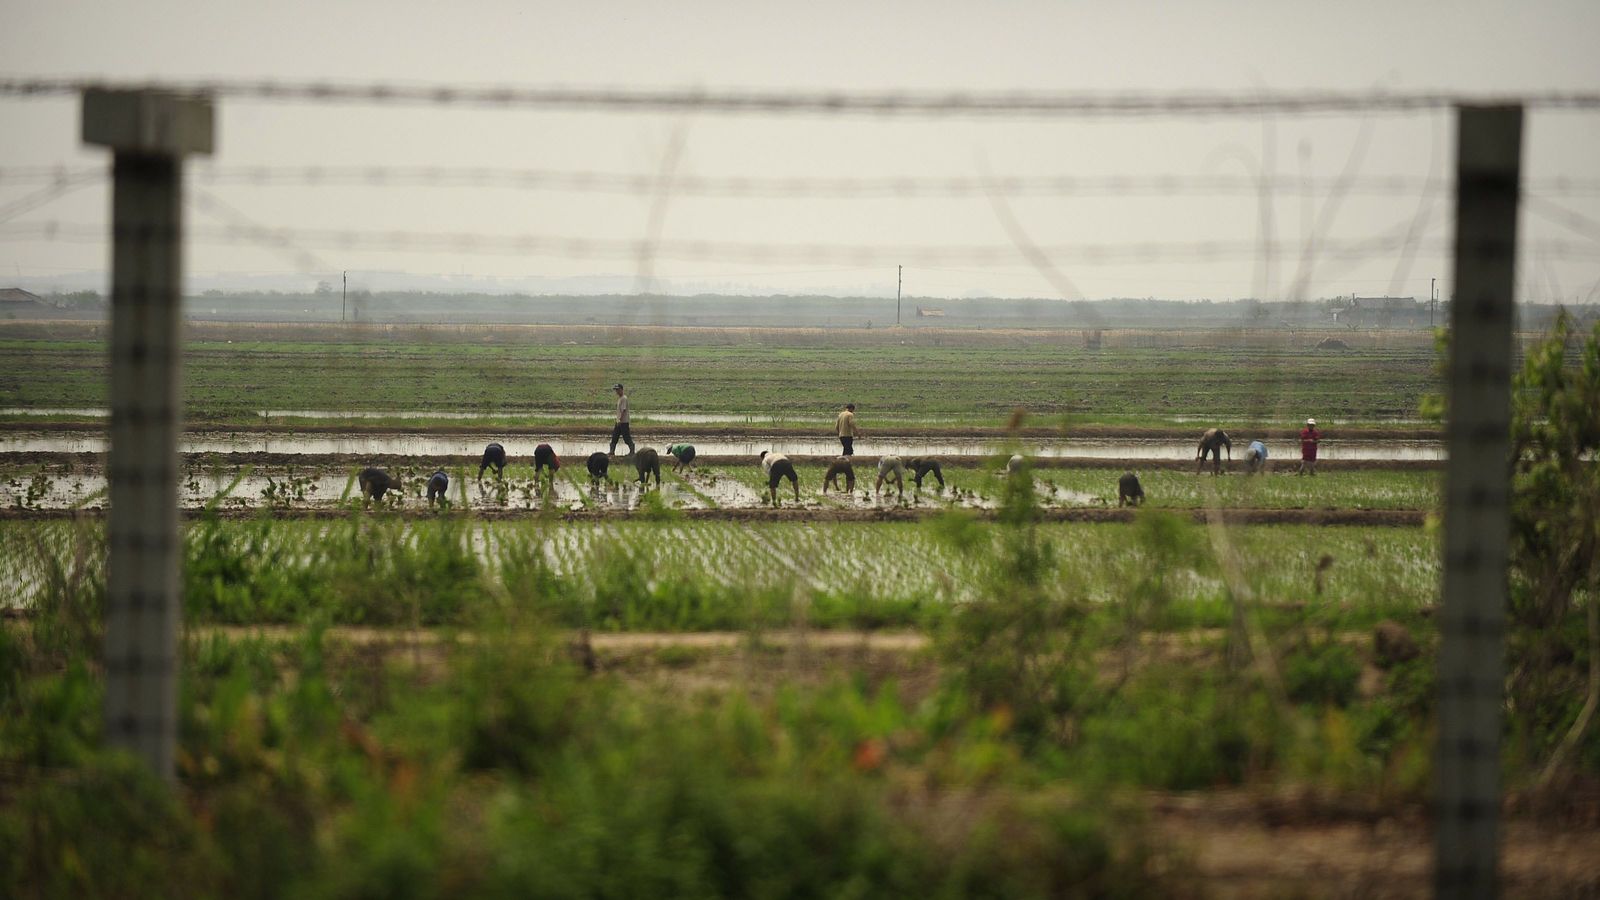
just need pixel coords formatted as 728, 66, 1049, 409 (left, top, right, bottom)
1434, 104, 1522, 899
83, 89, 214, 781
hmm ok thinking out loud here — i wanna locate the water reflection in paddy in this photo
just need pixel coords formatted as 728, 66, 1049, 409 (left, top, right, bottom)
0, 431, 1445, 461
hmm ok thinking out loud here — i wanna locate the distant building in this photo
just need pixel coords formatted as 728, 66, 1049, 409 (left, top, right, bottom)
0, 287, 47, 308
915, 306, 945, 318
1334, 296, 1434, 329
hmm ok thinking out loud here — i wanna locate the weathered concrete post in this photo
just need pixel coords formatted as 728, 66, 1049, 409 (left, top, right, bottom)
1434, 104, 1521, 899
83, 89, 214, 781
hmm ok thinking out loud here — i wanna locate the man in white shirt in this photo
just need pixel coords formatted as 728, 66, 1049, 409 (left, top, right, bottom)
760, 450, 800, 504
609, 383, 636, 455
876, 455, 905, 498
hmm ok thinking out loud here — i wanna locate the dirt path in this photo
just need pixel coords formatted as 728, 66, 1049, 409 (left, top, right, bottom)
1152, 791, 1600, 898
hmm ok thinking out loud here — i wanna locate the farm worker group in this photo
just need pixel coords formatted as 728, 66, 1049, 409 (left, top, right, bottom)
357, 383, 1330, 508
1196, 418, 1322, 476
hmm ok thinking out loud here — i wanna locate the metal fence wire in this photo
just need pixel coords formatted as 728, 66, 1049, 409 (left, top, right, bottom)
0, 76, 1583, 898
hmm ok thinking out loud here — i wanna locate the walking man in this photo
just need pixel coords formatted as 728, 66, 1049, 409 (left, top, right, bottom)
835, 402, 858, 456
609, 383, 636, 456
1297, 418, 1321, 476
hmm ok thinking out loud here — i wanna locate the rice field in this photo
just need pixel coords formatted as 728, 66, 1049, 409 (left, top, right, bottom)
0, 458, 1439, 513
0, 515, 1439, 626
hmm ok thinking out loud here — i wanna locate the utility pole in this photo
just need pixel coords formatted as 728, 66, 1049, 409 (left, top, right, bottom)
896, 265, 902, 326
1431, 276, 1437, 328
342, 270, 347, 323
83, 87, 214, 783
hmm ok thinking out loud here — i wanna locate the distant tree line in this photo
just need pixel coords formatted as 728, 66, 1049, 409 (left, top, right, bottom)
9, 289, 1588, 331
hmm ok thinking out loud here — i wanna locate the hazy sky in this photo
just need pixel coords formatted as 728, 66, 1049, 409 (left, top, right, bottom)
2, 0, 1598, 301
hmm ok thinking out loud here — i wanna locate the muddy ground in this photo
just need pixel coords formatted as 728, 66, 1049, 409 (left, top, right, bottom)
0, 450, 1444, 471
0, 451, 1437, 518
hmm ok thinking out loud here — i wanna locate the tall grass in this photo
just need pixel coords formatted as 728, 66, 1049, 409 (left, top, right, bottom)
2, 595, 1186, 898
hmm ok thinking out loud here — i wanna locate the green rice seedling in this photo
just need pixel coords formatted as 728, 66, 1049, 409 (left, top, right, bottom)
1036, 468, 1439, 510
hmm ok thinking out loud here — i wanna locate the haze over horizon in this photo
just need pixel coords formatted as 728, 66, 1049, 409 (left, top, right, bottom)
2, 0, 1598, 304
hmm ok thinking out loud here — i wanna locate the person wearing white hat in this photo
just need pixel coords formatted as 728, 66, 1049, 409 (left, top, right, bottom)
1297, 417, 1322, 476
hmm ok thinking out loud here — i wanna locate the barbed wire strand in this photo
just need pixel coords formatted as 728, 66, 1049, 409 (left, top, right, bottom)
187, 187, 331, 272
9, 220, 1594, 267
0, 172, 99, 224
6, 79, 1600, 115
1525, 195, 1600, 248
9, 165, 1600, 198
979, 164, 1087, 303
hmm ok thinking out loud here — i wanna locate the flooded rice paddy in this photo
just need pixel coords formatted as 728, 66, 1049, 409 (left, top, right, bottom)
1, 463, 1052, 513
1, 458, 1434, 516
0, 408, 847, 425
0, 430, 1445, 461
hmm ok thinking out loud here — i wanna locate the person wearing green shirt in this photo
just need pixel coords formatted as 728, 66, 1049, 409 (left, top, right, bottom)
665, 443, 696, 472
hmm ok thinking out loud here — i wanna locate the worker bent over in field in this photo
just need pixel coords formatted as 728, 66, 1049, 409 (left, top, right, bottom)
358, 467, 398, 505
634, 448, 662, 488
823, 457, 856, 493
609, 383, 636, 456
1297, 418, 1321, 476
1118, 472, 1144, 507
478, 442, 507, 482
906, 456, 944, 491
666, 443, 696, 472
760, 450, 800, 504
427, 469, 450, 507
534, 443, 561, 481
876, 455, 905, 498
1196, 428, 1231, 475
835, 403, 858, 456
586, 451, 610, 484
1245, 439, 1268, 475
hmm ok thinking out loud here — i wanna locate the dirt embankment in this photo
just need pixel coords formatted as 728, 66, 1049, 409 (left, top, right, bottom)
0, 506, 1427, 526
0, 419, 1445, 442
0, 451, 1444, 472
1152, 790, 1600, 899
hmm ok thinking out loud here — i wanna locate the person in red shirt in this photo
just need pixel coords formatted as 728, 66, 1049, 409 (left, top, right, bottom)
1297, 418, 1321, 476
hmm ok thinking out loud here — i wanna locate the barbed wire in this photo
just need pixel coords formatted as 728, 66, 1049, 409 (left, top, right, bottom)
9, 165, 1600, 200
1525, 195, 1600, 248
0, 172, 100, 224
13, 220, 1584, 268
187, 187, 331, 272
185, 169, 1436, 198
5, 78, 1600, 116
170, 169, 1600, 199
